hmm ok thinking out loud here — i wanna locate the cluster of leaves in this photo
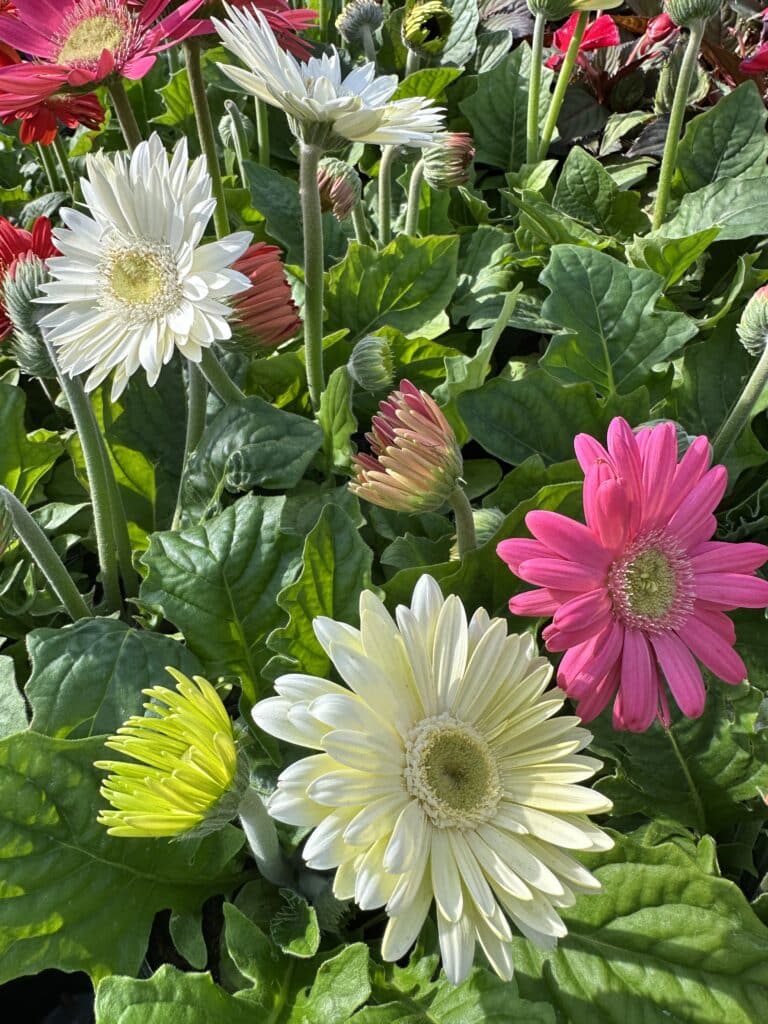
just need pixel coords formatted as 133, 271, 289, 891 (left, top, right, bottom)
3, 0, 768, 1020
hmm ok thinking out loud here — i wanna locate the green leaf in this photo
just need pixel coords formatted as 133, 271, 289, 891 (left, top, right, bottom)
290, 943, 371, 1024
184, 396, 324, 517
169, 910, 208, 971
153, 67, 194, 132
459, 45, 554, 170
324, 236, 459, 342
95, 965, 256, 1024
664, 175, 768, 241
393, 67, 462, 100
270, 890, 320, 959
451, 225, 517, 328
0, 733, 242, 984
0, 380, 62, 502
552, 147, 649, 238
26, 618, 203, 739
0, 656, 26, 739
674, 81, 768, 195
139, 495, 304, 701
539, 245, 698, 394
266, 505, 379, 678
514, 834, 768, 1024
440, 0, 479, 66
457, 369, 650, 465
223, 902, 280, 990
317, 367, 357, 474
507, 190, 614, 250
626, 228, 720, 288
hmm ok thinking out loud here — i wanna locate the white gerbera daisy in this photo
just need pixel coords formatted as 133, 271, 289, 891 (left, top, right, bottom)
37, 134, 252, 400
252, 575, 613, 985
213, 5, 445, 149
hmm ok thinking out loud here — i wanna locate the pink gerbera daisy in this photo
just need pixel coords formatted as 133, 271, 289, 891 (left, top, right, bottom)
0, 0, 206, 105
497, 417, 768, 732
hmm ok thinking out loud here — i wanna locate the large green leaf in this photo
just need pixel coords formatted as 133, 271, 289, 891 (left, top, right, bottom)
552, 147, 648, 238
674, 81, 768, 196
664, 176, 768, 241
0, 656, 26, 738
451, 225, 517, 328
26, 618, 203, 739
95, 965, 257, 1024
0, 380, 62, 502
459, 45, 554, 170
139, 495, 304, 701
0, 733, 242, 984
324, 236, 459, 342
539, 245, 698, 394
514, 835, 768, 1024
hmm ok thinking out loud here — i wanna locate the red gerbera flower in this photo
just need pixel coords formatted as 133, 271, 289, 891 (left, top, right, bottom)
231, 242, 301, 348
545, 12, 620, 71
0, 0, 207, 106
497, 418, 768, 733
176, 0, 317, 58
0, 216, 57, 341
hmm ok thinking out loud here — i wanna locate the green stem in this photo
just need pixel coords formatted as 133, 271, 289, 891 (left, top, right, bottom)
107, 78, 143, 152
172, 363, 207, 530
404, 158, 425, 237
94, 409, 139, 598
51, 134, 78, 197
36, 142, 60, 192
538, 11, 588, 160
405, 49, 420, 77
0, 486, 92, 621
224, 99, 250, 188
360, 24, 377, 65
318, 0, 328, 42
167, 44, 178, 76
199, 348, 246, 404
255, 98, 271, 167
712, 343, 768, 464
238, 786, 292, 886
526, 12, 547, 165
299, 142, 326, 412
449, 486, 477, 558
665, 726, 707, 835
351, 201, 374, 247
185, 39, 230, 239
378, 145, 396, 247
652, 19, 705, 231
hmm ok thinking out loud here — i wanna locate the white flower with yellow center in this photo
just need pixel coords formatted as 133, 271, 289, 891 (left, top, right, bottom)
213, 4, 445, 149
252, 575, 613, 984
37, 133, 252, 400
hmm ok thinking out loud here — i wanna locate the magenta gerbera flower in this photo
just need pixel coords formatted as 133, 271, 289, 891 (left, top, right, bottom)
497, 417, 768, 733
0, 0, 206, 105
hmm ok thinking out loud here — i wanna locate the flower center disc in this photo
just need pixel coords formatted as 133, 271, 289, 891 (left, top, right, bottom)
110, 252, 164, 304
404, 713, 500, 829
58, 14, 125, 63
607, 529, 694, 633
102, 241, 182, 322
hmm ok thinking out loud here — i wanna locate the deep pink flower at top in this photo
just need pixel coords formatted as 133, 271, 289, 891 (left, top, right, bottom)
545, 12, 620, 71
741, 44, 768, 75
0, 216, 57, 340
0, 0, 207, 106
191, 0, 316, 59
497, 418, 768, 732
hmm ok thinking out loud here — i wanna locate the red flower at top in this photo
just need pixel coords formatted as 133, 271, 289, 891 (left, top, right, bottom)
545, 12, 620, 71
0, 216, 57, 341
0, 0, 207, 106
191, 0, 316, 58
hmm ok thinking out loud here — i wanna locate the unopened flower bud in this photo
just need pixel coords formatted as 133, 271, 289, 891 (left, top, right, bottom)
225, 243, 301, 351
347, 335, 394, 392
422, 133, 475, 190
402, 0, 453, 59
317, 157, 362, 221
350, 379, 463, 513
336, 0, 384, 46
737, 286, 768, 357
4, 255, 56, 378
663, 0, 720, 29
450, 506, 505, 559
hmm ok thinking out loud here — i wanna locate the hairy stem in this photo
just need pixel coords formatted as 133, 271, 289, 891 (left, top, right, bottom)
665, 726, 707, 835
538, 11, 588, 160
377, 145, 396, 247
352, 201, 374, 247
172, 364, 208, 530
360, 24, 377, 65
404, 158, 425, 237
238, 786, 292, 886
255, 98, 271, 167
107, 78, 143, 152
51, 134, 78, 198
199, 348, 246, 404
224, 99, 250, 188
36, 142, 60, 192
185, 39, 230, 239
712, 342, 768, 465
449, 486, 477, 558
299, 142, 326, 411
526, 12, 547, 165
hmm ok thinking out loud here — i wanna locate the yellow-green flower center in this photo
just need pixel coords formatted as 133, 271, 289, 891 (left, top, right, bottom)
623, 548, 677, 619
404, 713, 500, 829
102, 241, 182, 322
608, 529, 695, 633
58, 15, 125, 64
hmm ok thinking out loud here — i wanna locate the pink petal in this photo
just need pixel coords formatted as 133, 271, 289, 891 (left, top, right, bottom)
690, 541, 768, 574
141, 0, 174, 23
543, 611, 612, 651
154, 0, 207, 39
553, 588, 611, 633
694, 573, 768, 609
0, 15, 56, 58
615, 629, 657, 732
691, 604, 735, 645
497, 538, 547, 574
679, 616, 747, 684
552, 12, 580, 51
508, 589, 560, 617
650, 632, 705, 718
664, 436, 711, 518
641, 422, 677, 528
561, 619, 624, 697
121, 54, 158, 79
574, 433, 609, 474
574, 664, 620, 723
591, 478, 629, 551
583, 460, 614, 532
526, 510, 610, 569
607, 418, 643, 533
518, 557, 605, 591
582, 13, 621, 50
667, 466, 727, 547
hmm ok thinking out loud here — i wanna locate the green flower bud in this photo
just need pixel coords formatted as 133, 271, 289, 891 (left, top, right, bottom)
3, 255, 56, 379
347, 335, 395, 392
663, 0, 720, 29
450, 507, 505, 560
402, 0, 453, 59
336, 0, 385, 46
737, 286, 768, 357
317, 157, 362, 221
422, 132, 475, 190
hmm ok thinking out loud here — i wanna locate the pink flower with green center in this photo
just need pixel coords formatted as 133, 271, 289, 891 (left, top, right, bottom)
0, 0, 206, 105
497, 417, 768, 732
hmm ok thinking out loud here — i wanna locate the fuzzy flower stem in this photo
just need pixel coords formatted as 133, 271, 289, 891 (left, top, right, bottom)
51, 134, 78, 198
526, 12, 547, 164
36, 142, 59, 192
224, 100, 250, 188
255, 98, 271, 167
378, 145, 396, 246
199, 348, 247, 404
185, 39, 231, 239
404, 158, 425, 236
106, 78, 143, 153
712, 343, 768, 465
99, 438, 139, 599
360, 24, 377, 65
665, 726, 707, 834
449, 486, 477, 558
0, 486, 92, 621
538, 11, 588, 160
652, 19, 705, 231
405, 49, 420, 76
299, 142, 326, 411
318, 0, 329, 42
352, 201, 374, 246
172, 364, 207, 530
238, 786, 292, 885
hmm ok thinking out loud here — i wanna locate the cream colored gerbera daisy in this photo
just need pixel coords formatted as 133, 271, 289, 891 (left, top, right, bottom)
252, 575, 613, 984
37, 133, 252, 400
